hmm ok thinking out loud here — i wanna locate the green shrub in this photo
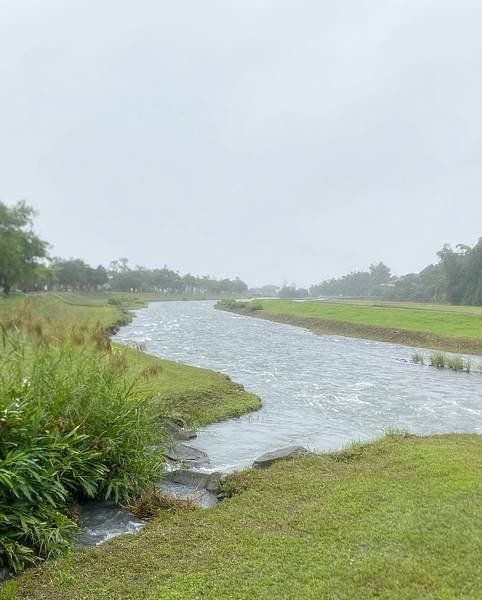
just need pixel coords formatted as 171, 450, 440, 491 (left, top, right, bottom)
0, 330, 165, 574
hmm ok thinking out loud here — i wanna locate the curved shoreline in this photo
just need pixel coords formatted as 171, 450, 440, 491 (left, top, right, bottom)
217, 306, 482, 355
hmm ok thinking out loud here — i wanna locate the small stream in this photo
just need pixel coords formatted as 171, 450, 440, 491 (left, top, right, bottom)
81, 300, 482, 545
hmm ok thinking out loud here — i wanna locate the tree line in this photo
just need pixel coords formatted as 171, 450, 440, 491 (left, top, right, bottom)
0, 200, 248, 296
309, 241, 482, 306
1, 199, 480, 304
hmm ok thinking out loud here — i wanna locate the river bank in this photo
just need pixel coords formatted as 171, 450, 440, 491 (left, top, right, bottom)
2, 296, 482, 599
8, 432, 482, 599
217, 299, 482, 355
0, 293, 261, 581
0, 293, 262, 426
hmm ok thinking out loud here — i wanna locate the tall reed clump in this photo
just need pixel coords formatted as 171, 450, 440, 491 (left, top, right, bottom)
0, 328, 165, 574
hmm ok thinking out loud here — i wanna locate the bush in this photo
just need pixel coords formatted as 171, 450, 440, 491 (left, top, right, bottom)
0, 330, 166, 573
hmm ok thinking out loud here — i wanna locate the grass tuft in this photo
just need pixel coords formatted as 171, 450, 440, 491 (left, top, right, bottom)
127, 490, 197, 518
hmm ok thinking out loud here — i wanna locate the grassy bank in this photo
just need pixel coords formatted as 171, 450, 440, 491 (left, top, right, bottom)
0, 293, 261, 426
7, 433, 482, 599
219, 299, 482, 355
0, 293, 260, 575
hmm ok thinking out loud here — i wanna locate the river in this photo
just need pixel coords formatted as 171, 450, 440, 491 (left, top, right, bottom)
114, 300, 482, 471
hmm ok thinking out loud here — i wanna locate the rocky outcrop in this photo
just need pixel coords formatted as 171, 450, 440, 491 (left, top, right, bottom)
252, 446, 312, 469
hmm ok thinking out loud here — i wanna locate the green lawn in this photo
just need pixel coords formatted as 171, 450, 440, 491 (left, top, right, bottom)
226, 299, 482, 354
260, 300, 482, 339
0, 293, 260, 426
8, 433, 482, 599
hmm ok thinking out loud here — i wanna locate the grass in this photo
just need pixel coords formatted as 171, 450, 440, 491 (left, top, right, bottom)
0, 293, 261, 427
411, 351, 424, 364
8, 433, 482, 599
221, 299, 482, 354
0, 293, 260, 576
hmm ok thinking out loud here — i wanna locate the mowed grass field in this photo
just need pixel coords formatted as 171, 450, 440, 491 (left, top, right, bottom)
238, 299, 482, 354
260, 300, 482, 338
8, 433, 482, 600
0, 293, 261, 425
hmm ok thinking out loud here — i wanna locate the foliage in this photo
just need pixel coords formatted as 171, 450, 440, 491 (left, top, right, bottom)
310, 262, 391, 298
0, 329, 165, 574
107, 261, 248, 295
0, 201, 48, 295
436, 240, 482, 305
217, 299, 263, 312
47, 259, 108, 291
310, 239, 482, 306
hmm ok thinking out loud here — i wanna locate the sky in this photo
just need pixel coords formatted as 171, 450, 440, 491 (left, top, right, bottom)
1, 1, 482, 288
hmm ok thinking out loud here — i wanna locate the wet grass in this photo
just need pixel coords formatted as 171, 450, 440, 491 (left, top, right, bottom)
9, 433, 482, 599
259, 300, 482, 338
224, 299, 482, 354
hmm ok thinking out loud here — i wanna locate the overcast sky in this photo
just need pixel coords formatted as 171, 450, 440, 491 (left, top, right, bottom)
1, 1, 481, 287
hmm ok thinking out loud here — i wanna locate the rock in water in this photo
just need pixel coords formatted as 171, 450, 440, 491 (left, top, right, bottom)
252, 446, 312, 469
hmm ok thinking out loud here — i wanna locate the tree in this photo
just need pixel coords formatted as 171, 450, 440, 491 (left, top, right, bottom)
0, 201, 48, 295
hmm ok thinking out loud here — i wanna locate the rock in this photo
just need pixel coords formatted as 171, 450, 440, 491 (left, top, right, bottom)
206, 472, 224, 492
175, 428, 197, 441
165, 443, 210, 467
162, 417, 197, 441
252, 446, 312, 469
191, 489, 218, 508
168, 470, 210, 489
0, 567, 10, 583
167, 470, 225, 493
169, 416, 187, 429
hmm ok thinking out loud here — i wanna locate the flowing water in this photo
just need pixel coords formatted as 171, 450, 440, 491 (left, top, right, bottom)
114, 300, 481, 471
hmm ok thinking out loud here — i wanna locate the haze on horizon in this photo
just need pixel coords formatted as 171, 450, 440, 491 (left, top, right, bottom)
1, 1, 481, 288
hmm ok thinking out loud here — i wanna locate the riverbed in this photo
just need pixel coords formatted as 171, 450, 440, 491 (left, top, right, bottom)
115, 300, 482, 471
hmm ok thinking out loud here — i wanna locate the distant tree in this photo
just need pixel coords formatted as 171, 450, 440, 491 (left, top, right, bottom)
0, 201, 48, 295
369, 262, 391, 285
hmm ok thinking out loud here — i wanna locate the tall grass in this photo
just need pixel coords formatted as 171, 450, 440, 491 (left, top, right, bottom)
0, 327, 166, 574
